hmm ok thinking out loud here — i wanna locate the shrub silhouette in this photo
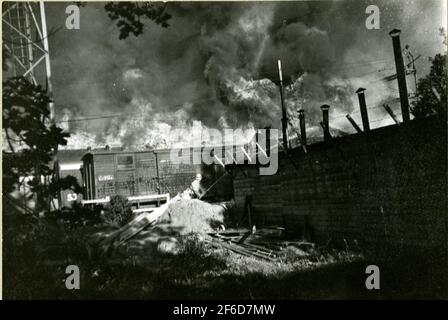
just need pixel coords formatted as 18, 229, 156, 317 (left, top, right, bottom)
103, 195, 134, 227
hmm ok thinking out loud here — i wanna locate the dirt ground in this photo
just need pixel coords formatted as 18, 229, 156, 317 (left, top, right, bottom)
6, 234, 445, 299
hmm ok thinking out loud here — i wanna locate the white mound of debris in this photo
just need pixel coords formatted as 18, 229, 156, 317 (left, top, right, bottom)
124, 199, 229, 256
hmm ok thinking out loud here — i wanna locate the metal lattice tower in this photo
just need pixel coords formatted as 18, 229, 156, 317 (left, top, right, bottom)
2, 2, 54, 120
3, 2, 61, 207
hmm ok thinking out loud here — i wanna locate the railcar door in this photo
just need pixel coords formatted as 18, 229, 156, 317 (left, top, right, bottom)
115, 154, 137, 197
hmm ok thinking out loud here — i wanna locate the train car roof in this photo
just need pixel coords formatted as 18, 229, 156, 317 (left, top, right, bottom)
81, 148, 157, 160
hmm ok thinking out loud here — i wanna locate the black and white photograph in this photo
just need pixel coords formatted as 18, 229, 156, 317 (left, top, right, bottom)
2, 0, 447, 302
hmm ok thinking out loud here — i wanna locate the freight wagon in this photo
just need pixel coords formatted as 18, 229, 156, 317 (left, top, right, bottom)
79, 147, 232, 205
56, 131, 272, 209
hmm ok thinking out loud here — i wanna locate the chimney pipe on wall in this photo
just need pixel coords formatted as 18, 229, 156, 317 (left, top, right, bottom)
264, 126, 271, 156
298, 109, 307, 146
277, 60, 288, 151
321, 104, 331, 141
389, 29, 411, 122
356, 87, 370, 132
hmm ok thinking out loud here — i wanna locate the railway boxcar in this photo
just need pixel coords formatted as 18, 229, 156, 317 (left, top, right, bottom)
81, 147, 232, 201
82, 149, 158, 200
153, 148, 232, 200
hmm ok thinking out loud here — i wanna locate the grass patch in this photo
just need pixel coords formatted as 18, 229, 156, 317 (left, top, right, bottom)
4, 208, 446, 299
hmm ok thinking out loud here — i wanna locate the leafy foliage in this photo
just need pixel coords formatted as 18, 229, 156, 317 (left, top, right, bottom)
2, 76, 69, 194
46, 204, 103, 229
104, 2, 171, 40
3, 211, 102, 299
411, 54, 447, 118
48, 175, 83, 200
103, 195, 134, 227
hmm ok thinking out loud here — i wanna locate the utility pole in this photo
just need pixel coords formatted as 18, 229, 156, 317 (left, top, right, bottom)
277, 60, 288, 151
39, 2, 55, 122
40, 2, 61, 208
403, 45, 420, 97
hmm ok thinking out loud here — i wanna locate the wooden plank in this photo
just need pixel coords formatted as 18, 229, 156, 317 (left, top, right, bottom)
128, 193, 170, 202
212, 234, 241, 241
238, 242, 277, 257
82, 197, 110, 205
211, 233, 279, 256
205, 237, 277, 262
249, 242, 284, 251
237, 230, 253, 244
132, 207, 156, 214
206, 239, 254, 258
208, 229, 250, 237
250, 240, 315, 250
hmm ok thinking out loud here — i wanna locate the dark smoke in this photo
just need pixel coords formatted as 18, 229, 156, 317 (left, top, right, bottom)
47, 1, 447, 148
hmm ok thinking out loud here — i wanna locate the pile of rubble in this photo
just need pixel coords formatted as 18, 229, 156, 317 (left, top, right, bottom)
135, 199, 228, 255
156, 198, 227, 235
206, 227, 315, 262
100, 197, 228, 256
99, 197, 318, 263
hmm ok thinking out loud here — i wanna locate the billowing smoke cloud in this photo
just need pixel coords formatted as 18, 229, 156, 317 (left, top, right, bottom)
47, 1, 447, 149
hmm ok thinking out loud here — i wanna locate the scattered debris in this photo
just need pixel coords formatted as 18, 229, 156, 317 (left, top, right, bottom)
206, 227, 315, 262
95, 184, 318, 264
98, 195, 181, 250
156, 198, 226, 235
97, 196, 227, 256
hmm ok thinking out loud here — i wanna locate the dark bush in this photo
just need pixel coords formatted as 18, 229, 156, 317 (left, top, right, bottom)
103, 195, 134, 227
45, 203, 102, 229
